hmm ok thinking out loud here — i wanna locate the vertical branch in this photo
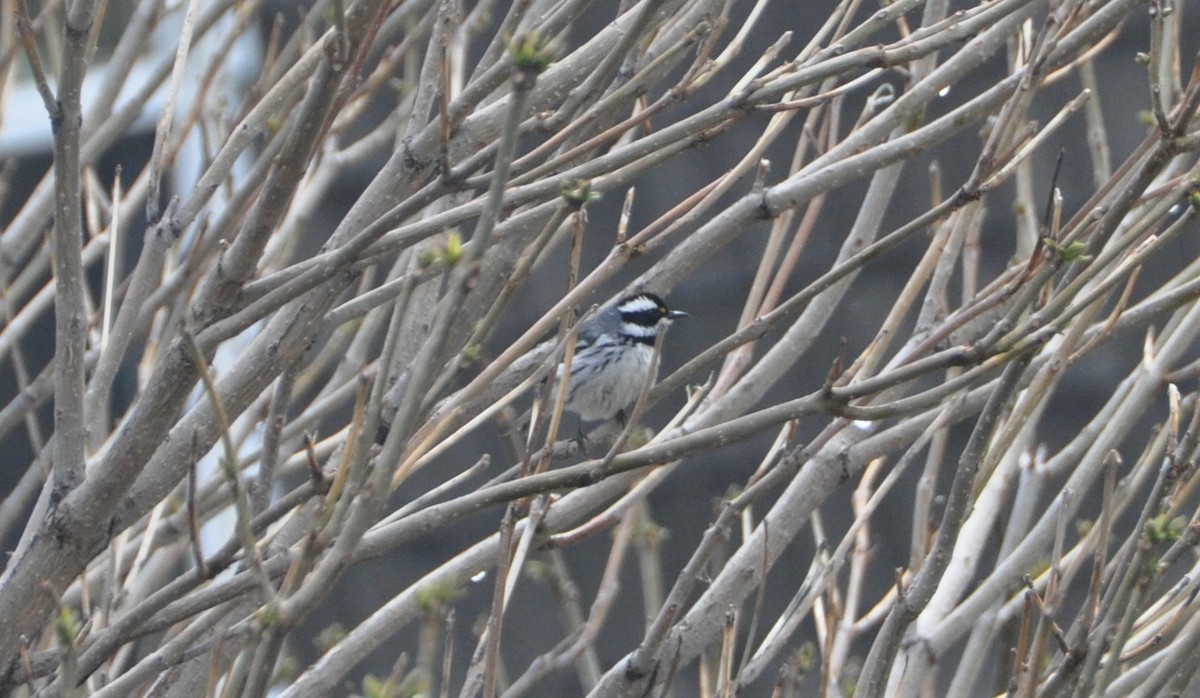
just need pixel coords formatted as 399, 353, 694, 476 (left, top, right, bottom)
857, 353, 1032, 697
144, 0, 201, 223
49, 0, 101, 491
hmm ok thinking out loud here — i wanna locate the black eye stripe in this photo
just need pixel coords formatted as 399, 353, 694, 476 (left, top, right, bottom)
621, 307, 665, 326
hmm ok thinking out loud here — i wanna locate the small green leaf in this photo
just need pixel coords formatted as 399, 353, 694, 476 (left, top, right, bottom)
259, 604, 282, 628
55, 606, 79, 646
560, 179, 599, 205
444, 231, 463, 265
362, 673, 388, 698
416, 581, 463, 615
1144, 514, 1184, 544
1043, 238, 1092, 264
418, 247, 438, 268
508, 31, 557, 72
794, 641, 817, 673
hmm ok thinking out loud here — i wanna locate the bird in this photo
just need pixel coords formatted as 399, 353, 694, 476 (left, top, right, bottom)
554, 292, 687, 424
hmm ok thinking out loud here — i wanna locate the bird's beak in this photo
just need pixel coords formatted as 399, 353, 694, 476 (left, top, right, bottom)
668, 309, 688, 320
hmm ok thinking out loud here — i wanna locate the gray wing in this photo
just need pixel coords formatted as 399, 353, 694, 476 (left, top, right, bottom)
575, 305, 620, 346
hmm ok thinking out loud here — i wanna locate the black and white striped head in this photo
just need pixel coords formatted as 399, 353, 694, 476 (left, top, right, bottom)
615, 292, 687, 345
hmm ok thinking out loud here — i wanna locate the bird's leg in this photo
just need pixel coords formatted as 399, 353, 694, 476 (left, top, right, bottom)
574, 416, 588, 449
